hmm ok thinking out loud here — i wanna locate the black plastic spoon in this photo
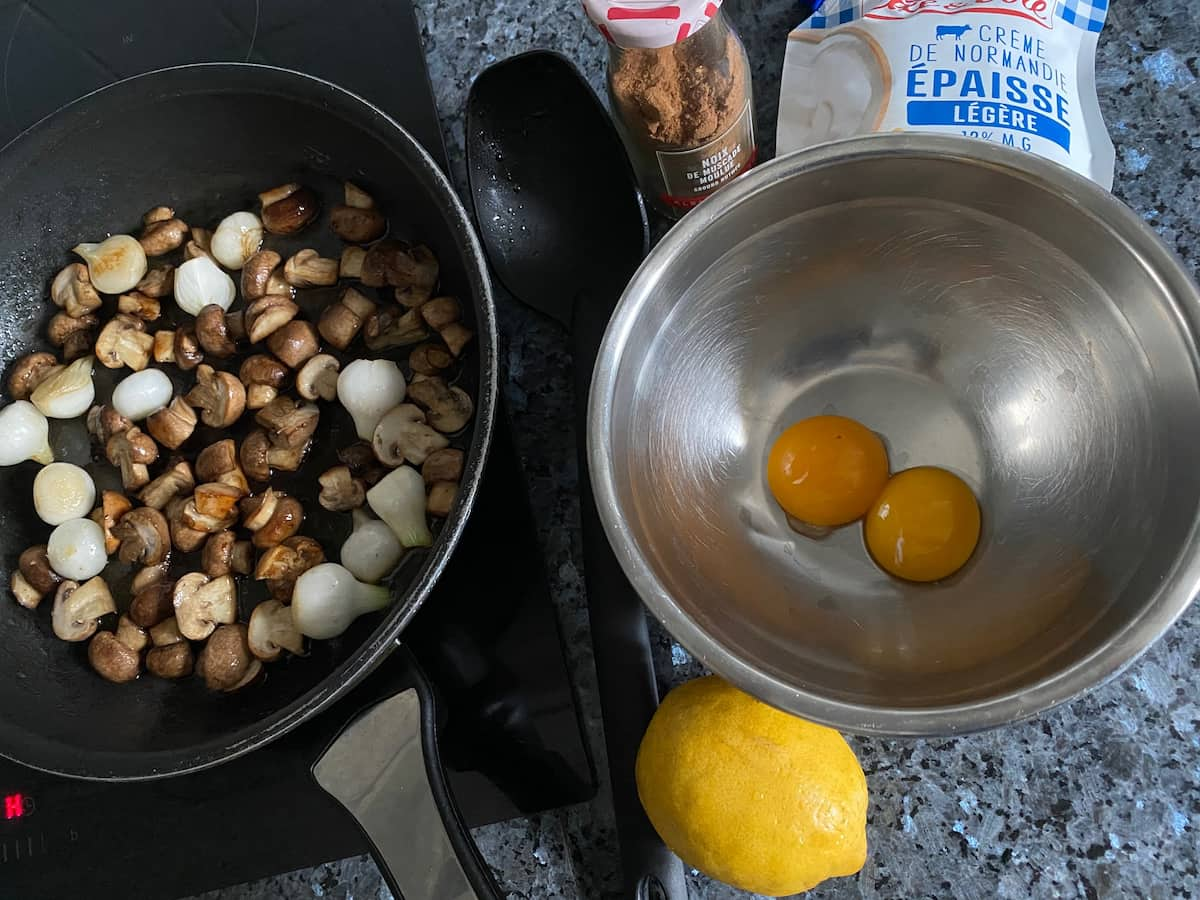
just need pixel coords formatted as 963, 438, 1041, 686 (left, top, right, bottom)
466, 51, 685, 900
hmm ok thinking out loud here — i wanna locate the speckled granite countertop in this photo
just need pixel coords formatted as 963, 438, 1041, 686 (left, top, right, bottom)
193, 1, 1200, 898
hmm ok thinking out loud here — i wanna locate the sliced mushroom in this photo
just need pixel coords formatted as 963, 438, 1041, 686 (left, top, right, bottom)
259, 183, 320, 235
113, 507, 170, 566
331, 205, 386, 243
52, 576, 115, 642
318, 465, 367, 512
248, 599, 306, 661
132, 560, 171, 594
137, 460, 195, 511
420, 296, 462, 331
51, 263, 102, 318
89, 631, 141, 683
146, 641, 194, 679
47, 311, 98, 350
11, 571, 41, 609
186, 364, 246, 428
284, 249, 339, 287
139, 215, 188, 257
202, 530, 254, 578
106, 426, 159, 490
343, 181, 376, 209
255, 396, 320, 450
296, 354, 340, 401
241, 249, 283, 301
192, 439, 249, 495
193, 482, 244, 520
130, 579, 175, 628
318, 287, 376, 350
17, 545, 60, 606
149, 616, 186, 647
239, 354, 289, 409
409, 343, 454, 377
183, 226, 214, 262
427, 481, 458, 518
115, 614, 150, 654
95, 314, 154, 371
117, 291, 162, 322
340, 246, 366, 279
266, 320, 320, 369
360, 242, 438, 300
240, 428, 291, 482
241, 490, 304, 548
198, 623, 260, 691
406, 377, 474, 433
152, 330, 176, 365
195, 304, 238, 357
87, 404, 132, 446
136, 265, 174, 298
173, 573, 237, 641
254, 535, 324, 581
8, 352, 59, 401
439, 322, 475, 358
145, 397, 197, 450
244, 294, 299, 343
422, 448, 463, 485
166, 496, 208, 553
90, 490, 133, 554
339, 441, 389, 486
363, 306, 428, 350
181, 493, 240, 534
173, 325, 205, 371
373, 403, 449, 466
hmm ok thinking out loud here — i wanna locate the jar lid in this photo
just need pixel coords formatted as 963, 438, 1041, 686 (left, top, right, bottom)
582, 0, 723, 50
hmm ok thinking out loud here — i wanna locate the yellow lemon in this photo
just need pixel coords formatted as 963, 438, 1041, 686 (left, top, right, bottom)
636, 676, 867, 897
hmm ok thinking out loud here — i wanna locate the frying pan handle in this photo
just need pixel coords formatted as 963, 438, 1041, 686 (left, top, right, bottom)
312, 644, 503, 900
571, 295, 689, 900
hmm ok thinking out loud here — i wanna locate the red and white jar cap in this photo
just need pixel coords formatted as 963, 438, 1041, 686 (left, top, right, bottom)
583, 0, 723, 50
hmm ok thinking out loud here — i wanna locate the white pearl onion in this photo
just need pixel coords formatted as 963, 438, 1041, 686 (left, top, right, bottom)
47, 518, 108, 580
111, 368, 173, 421
72, 235, 147, 294
211, 211, 263, 270
34, 463, 96, 526
175, 256, 236, 316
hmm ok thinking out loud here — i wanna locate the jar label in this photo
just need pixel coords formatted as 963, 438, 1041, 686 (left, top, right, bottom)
656, 103, 757, 209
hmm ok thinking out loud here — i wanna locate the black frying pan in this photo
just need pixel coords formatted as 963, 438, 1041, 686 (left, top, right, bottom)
0, 63, 500, 898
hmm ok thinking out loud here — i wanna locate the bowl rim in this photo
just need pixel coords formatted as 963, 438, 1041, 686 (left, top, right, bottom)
587, 132, 1200, 736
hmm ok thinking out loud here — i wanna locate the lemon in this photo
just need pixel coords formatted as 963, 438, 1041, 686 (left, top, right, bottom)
636, 676, 868, 897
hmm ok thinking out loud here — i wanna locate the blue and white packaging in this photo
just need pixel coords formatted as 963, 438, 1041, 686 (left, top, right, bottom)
777, 0, 1114, 187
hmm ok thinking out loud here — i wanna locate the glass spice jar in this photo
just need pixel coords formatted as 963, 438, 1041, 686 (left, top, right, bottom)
584, 0, 757, 219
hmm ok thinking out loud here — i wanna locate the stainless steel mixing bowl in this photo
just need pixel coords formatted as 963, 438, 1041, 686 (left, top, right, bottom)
588, 134, 1200, 735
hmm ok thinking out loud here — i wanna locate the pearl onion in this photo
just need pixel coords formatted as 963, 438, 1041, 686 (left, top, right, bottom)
112, 368, 173, 421
47, 518, 108, 580
34, 463, 96, 526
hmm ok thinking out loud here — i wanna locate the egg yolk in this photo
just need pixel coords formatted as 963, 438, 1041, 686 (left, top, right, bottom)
864, 467, 981, 582
766, 415, 890, 527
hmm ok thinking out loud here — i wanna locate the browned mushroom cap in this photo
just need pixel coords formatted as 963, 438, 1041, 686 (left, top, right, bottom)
129, 579, 175, 628
420, 296, 462, 331
146, 641, 194, 679
89, 631, 141, 684
244, 294, 299, 343
145, 396, 197, 450
408, 343, 454, 377
181, 490, 240, 533
51, 263, 102, 318
152, 330, 176, 365
255, 396, 320, 450
174, 573, 237, 641
259, 184, 320, 235
439, 322, 475, 358
195, 304, 237, 357
339, 246, 366, 280
363, 306, 428, 350
95, 314, 154, 371
427, 481, 458, 518
117, 291, 161, 322
139, 215, 189, 257
186, 364, 246, 428
106, 426, 159, 490
202, 530, 254, 577
47, 311, 98, 350
166, 495, 208, 553
7, 352, 59, 401
198, 623, 261, 691
115, 614, 150, 653
240, 249, 283, 301
407, 377, 474, 433
318, 287, 376, 350
136, 265, 174, 298
422, 447, 464, 485
239, 354, 289, 409
138, 460, 195, 510
254, 535, 324, 581
90, 490, 133, 555
19, 544, 61, 597
241, 490, 304, 548
266, 320, 320, 369
248, 599, 306, 661
360, 242, 439, 300
173, 324, 205, 371
112, 507, 170, 566
193, 439, 250, 496
87, 404, 132, 446
143, 206, 174, 226
338, 441, 388, 486
331, 205, 386, 243
241, 428, 310, 481
284, 249, 339, 287
318, 465, 366, 512
296, 354, 340, 401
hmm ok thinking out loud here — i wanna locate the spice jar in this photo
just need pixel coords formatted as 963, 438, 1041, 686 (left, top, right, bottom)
585, 0, 756, 218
